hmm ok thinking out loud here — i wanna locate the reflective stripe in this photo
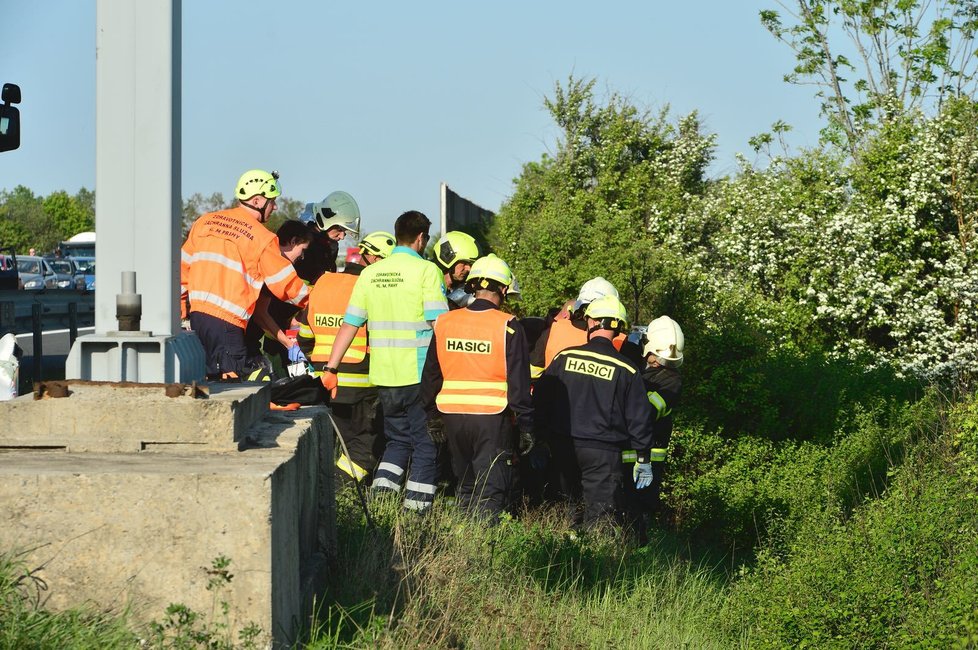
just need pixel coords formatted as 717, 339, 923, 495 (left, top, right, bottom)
648, 391, 671, 419
650, 448, 667, 462
437, 394, 508, 407
441, 380, 507, 391
346, 305, 368, 320
621, 450, 637, 463
423, 300, 448, 312
372, 477, 402, 492
403, 498, 432, 512
189, 290, 251, 320
530, 365, 544, 379
284, 283, 310, 305
405, 480, 437, 495
187, 251, 263, 290
370, 320, 431, 331
338, 373, 373, 388
369, 337, 432, 349
336, 454, 368, 480
377, 462, 404, 476
265, 263, 299, 286
556, 348, 637, 374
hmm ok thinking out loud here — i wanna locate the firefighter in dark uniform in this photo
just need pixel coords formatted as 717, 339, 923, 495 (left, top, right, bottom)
625, 315, 684, 543
420, 254, 535, 521
534, 295, 654, 529
296, 231, 396, 483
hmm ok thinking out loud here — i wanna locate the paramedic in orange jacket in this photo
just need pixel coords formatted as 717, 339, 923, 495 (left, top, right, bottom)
419, 254, 535, 520
181, 169, 309, 379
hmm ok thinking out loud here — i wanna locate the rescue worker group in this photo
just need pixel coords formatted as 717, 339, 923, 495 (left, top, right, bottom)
181, 169, 685, 535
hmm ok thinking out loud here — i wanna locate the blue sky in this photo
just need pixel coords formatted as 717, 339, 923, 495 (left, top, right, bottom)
0, 1, 822, 236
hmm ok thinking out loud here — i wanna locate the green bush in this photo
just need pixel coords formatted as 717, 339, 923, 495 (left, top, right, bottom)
723, 395, 978, 647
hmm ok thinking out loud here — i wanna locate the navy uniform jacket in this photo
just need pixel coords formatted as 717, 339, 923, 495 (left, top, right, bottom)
642, 364, 682, 453
534, 336, 652, 453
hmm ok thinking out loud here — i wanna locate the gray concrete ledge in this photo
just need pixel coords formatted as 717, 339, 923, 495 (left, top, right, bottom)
0, 404, 335, 649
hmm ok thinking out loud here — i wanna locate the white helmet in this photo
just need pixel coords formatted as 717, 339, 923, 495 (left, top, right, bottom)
312, 191, 360, 235
644, 316, 684, 368
573, 276, 619, 311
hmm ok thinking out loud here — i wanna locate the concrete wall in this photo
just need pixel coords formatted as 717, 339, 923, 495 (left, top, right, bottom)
0, 384, 335, 648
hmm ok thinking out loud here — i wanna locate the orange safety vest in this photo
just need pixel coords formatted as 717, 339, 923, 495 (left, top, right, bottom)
434, 308, 511, 415
543, 318, 625, 368
307, 272, 372, 390
180, 206, 308, 329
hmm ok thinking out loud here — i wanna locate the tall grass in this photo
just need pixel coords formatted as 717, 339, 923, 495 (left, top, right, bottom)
0, 551, 135, 649
308, 490, 731, 649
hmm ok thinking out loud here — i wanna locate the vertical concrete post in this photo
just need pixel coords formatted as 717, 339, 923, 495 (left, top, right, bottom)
67, 0, 205, 382
94, 0, 180, 337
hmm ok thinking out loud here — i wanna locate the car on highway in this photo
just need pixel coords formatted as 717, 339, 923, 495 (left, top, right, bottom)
16, 255, 57, 291
47, 257, 82, 290
70, 256, 95, 292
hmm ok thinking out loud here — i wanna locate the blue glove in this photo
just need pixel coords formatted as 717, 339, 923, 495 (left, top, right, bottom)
634, 462, 654, 489
287, 344, 306, 364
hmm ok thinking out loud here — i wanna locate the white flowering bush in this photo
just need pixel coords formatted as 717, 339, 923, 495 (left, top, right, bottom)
701, 99, 978, 384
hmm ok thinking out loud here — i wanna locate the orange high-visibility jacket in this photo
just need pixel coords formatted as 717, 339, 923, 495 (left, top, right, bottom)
433, 307, 511, 415
544, 318, 625, 369
305, 271, 372, 396
180, 206, 309, 329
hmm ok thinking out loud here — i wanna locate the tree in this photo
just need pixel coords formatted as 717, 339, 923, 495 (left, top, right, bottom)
0, 185, 58, 252
761, 0, 978, 158
43, 189, 95, 238
490, 77, 716, 324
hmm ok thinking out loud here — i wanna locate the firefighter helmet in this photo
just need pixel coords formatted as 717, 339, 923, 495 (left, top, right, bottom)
358, 231, 395, 259
644, 315, 684, 368
313, 191, 360, 235
433, 231, 479, 271
573, 276, 619, 312
584, 295, 628, 332
466, 254, 514, 289
236, 169, 281, 200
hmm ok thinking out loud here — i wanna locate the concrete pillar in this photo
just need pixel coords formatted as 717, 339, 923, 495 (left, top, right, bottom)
94, 0, 181, 337
67, 0, 204, 382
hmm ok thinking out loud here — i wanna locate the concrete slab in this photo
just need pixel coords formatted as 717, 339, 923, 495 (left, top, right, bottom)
0, 381, 271, 452
0, 401, 336, 649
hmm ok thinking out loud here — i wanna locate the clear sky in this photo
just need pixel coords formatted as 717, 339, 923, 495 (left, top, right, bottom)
0, 1, 822, 237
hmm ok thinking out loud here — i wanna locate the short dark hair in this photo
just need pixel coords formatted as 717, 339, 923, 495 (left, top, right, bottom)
276, 219, 313, 245
394, 211, 431, 245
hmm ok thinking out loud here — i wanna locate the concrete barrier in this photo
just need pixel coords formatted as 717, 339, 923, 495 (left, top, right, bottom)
0, 381, 335, 648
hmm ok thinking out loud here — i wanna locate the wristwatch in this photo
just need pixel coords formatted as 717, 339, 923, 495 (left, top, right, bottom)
323, 366, 338, 374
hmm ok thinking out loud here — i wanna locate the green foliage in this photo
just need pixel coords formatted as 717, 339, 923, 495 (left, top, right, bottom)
0, 185, 59, 253
724, 395, 978, 647
489, 75, 716, 325
43, 190, 94, 240
309, 490, 730, 649
761, 0, 978, 158
0, 551, 136, 648
144, 555, 265, 649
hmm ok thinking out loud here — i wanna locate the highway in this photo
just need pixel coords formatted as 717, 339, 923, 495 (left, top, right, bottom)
14, 326, 95, 357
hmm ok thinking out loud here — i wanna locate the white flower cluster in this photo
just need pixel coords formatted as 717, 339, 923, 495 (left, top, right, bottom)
691, 104, 978, 384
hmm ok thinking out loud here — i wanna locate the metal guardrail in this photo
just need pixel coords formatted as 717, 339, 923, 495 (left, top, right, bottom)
0, 290, 95, 334
0, 290, 95, 393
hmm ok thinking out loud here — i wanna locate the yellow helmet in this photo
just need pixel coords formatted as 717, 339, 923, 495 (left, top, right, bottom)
584, 295, 628, 332
358, 231, 395, 259
466, 254, 514, 289
433, 231, 480, 271
235, 169, 281, 201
